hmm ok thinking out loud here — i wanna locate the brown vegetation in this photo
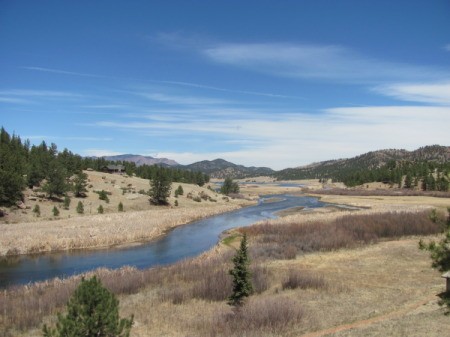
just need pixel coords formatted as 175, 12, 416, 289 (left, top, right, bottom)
243, 211, 442, 260
2, 209, 446, 337
312, 187, 450, 198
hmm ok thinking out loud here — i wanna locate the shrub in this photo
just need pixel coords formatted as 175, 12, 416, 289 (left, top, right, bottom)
97, 205, 104, 214
63, 196, 70, 210
174, 200, 179, 207
211, 297, 304, 336
282, 270, 326, 290
76, 201, 84, 214
118, 202, 124, 212
52, 206, 59, 217
97, 190, 110, 203
33, 204, 40, 217
174, 185, 184, 197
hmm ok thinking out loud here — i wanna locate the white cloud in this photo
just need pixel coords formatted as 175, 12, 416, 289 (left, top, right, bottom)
138, 92, 231, 105
203, 43, 445, 83
94, 105, 450, 169
374, 82, 450, 105
82, 149, 124, 157
0, 89, 82, 99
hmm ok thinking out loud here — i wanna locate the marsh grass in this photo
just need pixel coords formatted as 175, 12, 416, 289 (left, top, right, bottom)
0, 210, 442, 336
244, 211, 442, 260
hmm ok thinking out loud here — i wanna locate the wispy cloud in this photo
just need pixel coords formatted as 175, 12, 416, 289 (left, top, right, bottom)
82, 149, 124, 157
24, 135, 113, 142
138, 92, 231, 105
444, 44, 450, 52
374, 82, 450, 105
0, 89, 83, 99
21, 66, 104, 78
93, 105, 450, 169
203, 43, 446, 83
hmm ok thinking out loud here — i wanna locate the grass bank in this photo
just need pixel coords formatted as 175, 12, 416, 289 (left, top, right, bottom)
2, 209, 445, 337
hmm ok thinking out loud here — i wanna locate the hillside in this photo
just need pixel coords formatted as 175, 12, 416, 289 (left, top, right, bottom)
184, 158, 274, 179
102, 154, 178, 167
275, 145, 450, 183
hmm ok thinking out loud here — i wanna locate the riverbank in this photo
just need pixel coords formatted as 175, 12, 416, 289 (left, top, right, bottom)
6, 210, 448, 337
0, 203, 254, 257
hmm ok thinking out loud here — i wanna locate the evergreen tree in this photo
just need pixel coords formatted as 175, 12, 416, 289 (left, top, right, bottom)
148, 168, 172, 205
43, 276, 133, 337
0, 128, 26, 205
228, 233, 253, 307
42, 161, 69, 198
52, 206, 60, 217
63, 196, 71, 210
118, 202, 124, 212
72, 172, 88, 197
98, 205, 104, 214
76, 201, 84, 214
174, 185, 184, 197
221, 177, 240, 195
33, 204, 40, 217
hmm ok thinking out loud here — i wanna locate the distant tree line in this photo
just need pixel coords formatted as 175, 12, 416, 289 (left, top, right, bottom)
331, 160, 450, 190
275, 158, 449, 191
0, 127, 209, 206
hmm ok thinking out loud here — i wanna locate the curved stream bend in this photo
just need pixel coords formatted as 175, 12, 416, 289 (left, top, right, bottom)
0, 195, 325, 288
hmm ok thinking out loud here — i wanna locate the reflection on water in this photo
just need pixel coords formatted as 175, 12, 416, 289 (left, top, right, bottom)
0, 195, 325, 288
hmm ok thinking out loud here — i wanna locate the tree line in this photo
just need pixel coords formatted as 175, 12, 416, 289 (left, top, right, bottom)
0, 127, 209, 206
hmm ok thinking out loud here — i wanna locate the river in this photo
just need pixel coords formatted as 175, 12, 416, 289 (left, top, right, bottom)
0, 194, 325, 288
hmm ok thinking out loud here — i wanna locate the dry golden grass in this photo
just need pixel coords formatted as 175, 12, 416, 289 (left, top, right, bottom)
0, 171, 254, 256
8, 208, 450, 337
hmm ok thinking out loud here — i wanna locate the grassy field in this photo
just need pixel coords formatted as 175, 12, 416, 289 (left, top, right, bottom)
4, 207, 449, 337
2, 178, 450, 336
0, 171, 253, 256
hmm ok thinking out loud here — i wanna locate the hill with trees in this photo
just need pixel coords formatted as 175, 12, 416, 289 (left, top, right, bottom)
184, 158, 274, 179
0, 127, 209, 207
275, 146, 450, 190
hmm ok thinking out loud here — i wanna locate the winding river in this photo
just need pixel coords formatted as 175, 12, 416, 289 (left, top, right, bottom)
0, 195, 325, 289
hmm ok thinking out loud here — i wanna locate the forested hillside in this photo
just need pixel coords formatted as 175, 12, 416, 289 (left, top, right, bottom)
0, 128, 209, 206
275, 146, 450, 190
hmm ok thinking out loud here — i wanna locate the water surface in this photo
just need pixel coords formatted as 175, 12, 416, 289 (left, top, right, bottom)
0, 195, 325, 288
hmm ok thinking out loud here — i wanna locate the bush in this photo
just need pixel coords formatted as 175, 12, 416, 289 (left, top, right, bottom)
282, 270, 326, 290
97, 205, 104, 214
118, 202, 124, 212
52, 206, 59, 217
76, 201, 84, 214
211, 297, 304, 336
97, 190, 110, 203
33, 204, 40, 217
63, 196, 70, 210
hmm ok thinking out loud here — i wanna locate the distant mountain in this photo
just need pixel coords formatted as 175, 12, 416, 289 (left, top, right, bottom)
102, 154, 179, 167
184, 158, 274, 179
275, 145, 450, 181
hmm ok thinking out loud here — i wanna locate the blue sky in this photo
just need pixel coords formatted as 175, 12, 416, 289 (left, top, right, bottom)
1, 0, 449, 170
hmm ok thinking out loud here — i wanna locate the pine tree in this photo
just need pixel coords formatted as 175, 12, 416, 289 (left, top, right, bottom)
118, 202, 124, 212
148, 168, 171, 205
98, 205, 104, 214
76, 201, 84, 214
43, 276, 133, 337
228, 233, 253, 307
43, 161, 69, 198
52, 206, 59, 216
221, 177, 239, 195
72, 172, 88, 197
63, 196, 71, 210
